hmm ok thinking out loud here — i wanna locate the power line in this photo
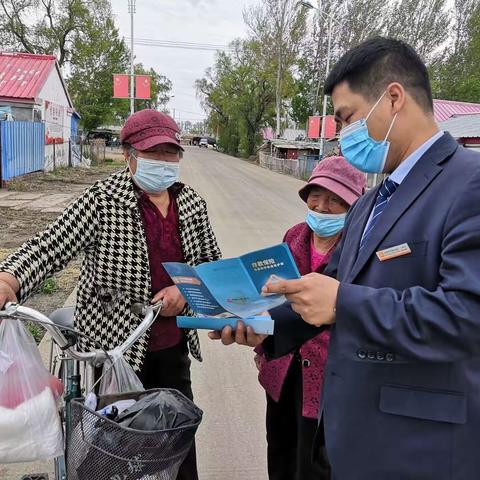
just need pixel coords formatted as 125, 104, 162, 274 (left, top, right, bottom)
125, 37, 235, 52
173, 108, 206, 117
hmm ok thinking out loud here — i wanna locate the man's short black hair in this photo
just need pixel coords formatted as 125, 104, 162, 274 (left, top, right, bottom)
324, 37, 433, 112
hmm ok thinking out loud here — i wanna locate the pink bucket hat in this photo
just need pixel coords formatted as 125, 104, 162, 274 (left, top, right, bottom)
299, 156, 367, 206
120, 109, 184, 151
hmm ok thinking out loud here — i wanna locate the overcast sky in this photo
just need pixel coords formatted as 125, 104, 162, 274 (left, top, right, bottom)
110, 0, 252, 123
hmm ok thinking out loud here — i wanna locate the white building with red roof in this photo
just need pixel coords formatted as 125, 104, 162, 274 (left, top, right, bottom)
0, 52, 76, 144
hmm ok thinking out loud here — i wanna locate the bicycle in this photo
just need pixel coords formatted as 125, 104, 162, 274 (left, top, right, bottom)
0, 301, 203, 480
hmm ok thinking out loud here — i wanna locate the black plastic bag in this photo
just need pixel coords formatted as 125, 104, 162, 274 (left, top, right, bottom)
115, 390, 200, 430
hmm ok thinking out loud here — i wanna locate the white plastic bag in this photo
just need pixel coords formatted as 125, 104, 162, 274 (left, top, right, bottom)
0, 387, 64, 462
99, 348, 144, 395
0, 319, 64, 463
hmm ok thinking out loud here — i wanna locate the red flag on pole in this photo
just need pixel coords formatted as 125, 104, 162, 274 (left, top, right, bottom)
135, 75, 151, 99
307, 116, 321, 138
113, 74, 129, 98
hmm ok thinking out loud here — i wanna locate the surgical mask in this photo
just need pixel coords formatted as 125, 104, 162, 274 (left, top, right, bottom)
129, 157, 180, 193
306, 210, 346, 237
339, 92, 397, 173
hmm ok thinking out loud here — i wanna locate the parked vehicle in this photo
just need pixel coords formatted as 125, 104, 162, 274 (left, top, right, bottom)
199, 138, 209, 148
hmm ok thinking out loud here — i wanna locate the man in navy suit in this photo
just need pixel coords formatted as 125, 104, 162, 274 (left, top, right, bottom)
264, 37, 480, 479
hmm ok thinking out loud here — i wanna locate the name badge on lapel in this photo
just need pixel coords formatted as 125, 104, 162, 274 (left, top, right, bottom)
376, 243, 411, 262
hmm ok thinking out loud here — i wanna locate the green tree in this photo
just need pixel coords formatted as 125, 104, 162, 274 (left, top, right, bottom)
384, 0, 451, 64
0, 0, 172, 131
0, 0, 97, 66
244, 0, 306, 137
294, 0, 387, 122
431, 4, 480, 103
196, 40, 275, 157
66, 8, 129, 131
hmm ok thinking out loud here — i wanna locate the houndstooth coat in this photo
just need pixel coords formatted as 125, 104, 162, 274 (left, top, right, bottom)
0, 169, 221, 370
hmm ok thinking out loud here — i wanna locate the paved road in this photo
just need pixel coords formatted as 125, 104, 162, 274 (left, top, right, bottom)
181, 146, 306, 480
1, 146, 307, 480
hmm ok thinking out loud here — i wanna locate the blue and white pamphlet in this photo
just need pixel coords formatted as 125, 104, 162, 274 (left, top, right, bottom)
163, 243, 301, 334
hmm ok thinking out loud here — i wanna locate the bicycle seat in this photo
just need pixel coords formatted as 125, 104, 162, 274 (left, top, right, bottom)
49, 307, 75, 329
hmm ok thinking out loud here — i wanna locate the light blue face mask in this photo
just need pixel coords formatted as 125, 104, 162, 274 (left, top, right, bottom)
339, 92, 397, 173
306, 210, 346, 237
130, 156, 180, 193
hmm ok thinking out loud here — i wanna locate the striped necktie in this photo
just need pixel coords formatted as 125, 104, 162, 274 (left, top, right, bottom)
360, 177, 398, 250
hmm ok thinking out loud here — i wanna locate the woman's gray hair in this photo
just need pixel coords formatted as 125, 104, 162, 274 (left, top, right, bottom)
122, 143, 137, 159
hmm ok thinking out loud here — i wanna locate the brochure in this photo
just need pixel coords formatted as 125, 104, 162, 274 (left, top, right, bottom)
163, 243, 301, 334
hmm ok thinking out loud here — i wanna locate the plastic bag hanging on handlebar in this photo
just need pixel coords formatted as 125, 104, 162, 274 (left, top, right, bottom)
0, 318, 64, 462
99, 347, 144, 395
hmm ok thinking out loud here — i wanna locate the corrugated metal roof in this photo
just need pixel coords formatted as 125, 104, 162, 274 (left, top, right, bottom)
439, 113, 480, 139
281, 128, 307, 141
0, 52, 56, 101
433, 99, 480, 122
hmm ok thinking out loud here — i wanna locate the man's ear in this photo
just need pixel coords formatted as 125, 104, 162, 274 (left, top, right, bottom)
386, 82, 406, 115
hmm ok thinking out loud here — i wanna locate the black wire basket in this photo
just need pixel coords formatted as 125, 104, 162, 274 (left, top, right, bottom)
66, 389, 203, 480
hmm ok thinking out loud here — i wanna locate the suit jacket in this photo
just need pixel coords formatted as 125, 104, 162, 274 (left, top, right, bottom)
321, 134, 480, 479
0, 170, 221, 370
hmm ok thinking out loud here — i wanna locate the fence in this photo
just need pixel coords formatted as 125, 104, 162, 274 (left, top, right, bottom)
258, 151, 384, 188
44, 140, 70, 171
0, 120, 45, 182
45, 139, 106, 171
0, 121, 108, 183
75, 138, 106, 165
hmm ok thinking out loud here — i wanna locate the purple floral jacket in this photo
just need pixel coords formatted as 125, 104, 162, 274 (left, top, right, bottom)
255, 222, 333, 419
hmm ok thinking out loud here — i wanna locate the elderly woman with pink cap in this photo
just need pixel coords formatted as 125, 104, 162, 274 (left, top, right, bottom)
211, 156, 365, 480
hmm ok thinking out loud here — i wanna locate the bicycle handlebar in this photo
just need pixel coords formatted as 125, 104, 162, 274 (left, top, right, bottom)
0, 301, 162, 365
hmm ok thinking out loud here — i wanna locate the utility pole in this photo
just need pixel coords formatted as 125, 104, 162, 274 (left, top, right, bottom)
319, 13, 333, 159
312, 0, 322, 115
299, 1, 336, 159
128, 0, 136, 115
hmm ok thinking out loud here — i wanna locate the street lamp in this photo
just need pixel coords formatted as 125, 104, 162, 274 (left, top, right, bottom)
299, 0, 336, 159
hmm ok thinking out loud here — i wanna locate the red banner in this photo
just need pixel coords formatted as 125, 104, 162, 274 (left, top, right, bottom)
307, 116, 321, 138
113, 74, 129, 98
323, 115, 337, 139
307, 115, 338, 139
135, 75, 151, 99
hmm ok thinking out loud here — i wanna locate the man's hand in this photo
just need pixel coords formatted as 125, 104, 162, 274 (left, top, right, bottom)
151, 285, 186, 317
208, 320, 268, 347
0, 278, 19, 310
262, 273, 340, 327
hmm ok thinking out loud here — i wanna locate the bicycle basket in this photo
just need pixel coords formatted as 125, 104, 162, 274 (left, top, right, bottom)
67, 389, 203, 480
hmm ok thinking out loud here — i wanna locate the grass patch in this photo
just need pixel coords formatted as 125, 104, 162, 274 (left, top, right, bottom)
0, 248, 13, 262
27, 321, 44, 344
40, 277, 58, 294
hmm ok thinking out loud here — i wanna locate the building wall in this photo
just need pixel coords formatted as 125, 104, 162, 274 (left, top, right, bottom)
37, 67, 73, 170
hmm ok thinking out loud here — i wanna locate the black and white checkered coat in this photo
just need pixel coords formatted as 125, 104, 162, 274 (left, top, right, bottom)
0, 170, 221, 370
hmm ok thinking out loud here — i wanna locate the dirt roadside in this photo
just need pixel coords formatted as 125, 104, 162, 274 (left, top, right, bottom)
0, 162, 125, 327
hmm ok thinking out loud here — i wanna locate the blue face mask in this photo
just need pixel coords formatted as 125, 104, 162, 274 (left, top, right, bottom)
306, 210, 346, 237
339, 92, 397, 173
130, 157, 180, 193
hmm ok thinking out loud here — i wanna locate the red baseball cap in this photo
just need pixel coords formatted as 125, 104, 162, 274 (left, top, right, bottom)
120, 109, 184, 151
298, 156, 367, 206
